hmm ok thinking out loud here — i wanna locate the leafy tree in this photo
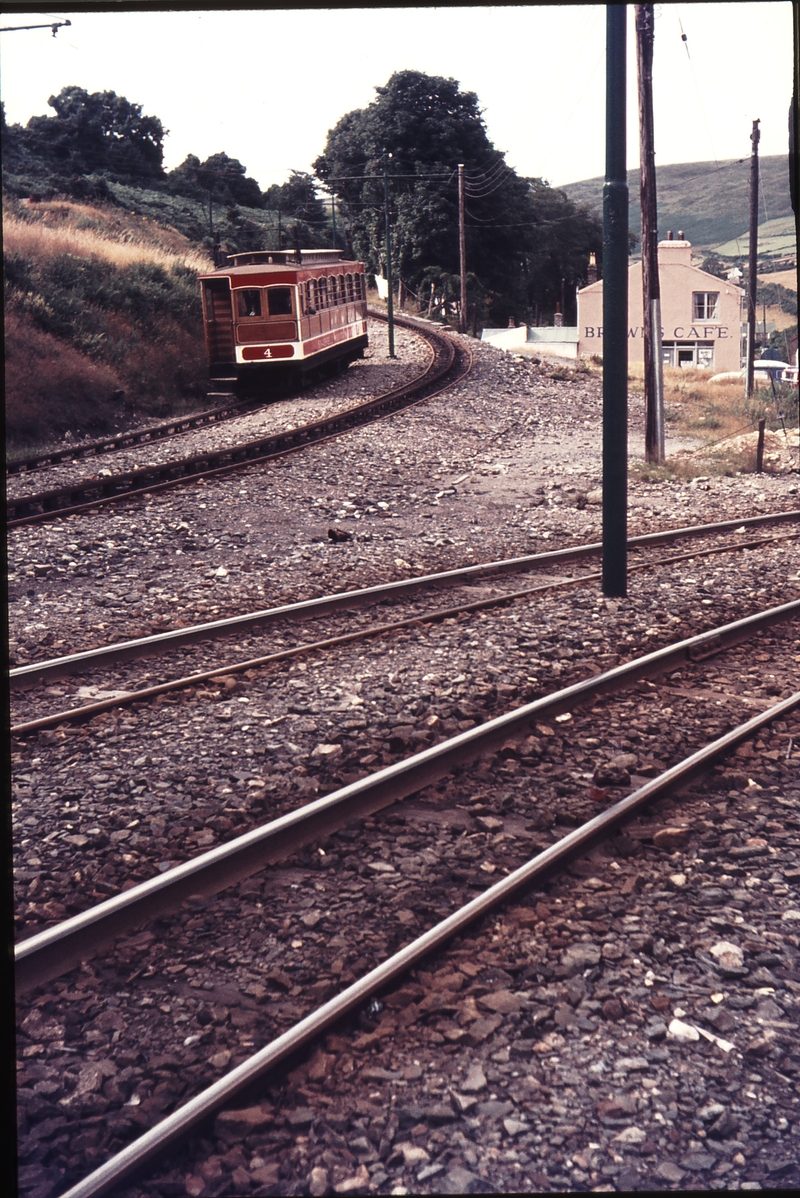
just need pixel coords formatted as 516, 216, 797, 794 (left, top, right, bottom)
699, 253, 732, 280
167, 152, 263, 208
18, 86, 166, 182
314, 70, 601, 326
263, 171, 326, 225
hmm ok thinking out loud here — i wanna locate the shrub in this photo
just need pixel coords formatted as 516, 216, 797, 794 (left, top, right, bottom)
5, 311, 124, 450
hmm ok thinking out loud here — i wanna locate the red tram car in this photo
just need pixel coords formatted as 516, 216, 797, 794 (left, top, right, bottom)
199, 249, 369, 393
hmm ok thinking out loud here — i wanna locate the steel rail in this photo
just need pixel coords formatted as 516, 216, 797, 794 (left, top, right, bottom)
6, 391, 257, 477
59, 686, 800, 1198
6, 312, 453, 527
15, 597, 800, 995
10, 509, 799, 691
11, 530, 800, 735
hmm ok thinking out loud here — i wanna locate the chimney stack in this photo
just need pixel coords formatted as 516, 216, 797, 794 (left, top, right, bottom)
678, 230, 685, 240
587, 251, 598, 284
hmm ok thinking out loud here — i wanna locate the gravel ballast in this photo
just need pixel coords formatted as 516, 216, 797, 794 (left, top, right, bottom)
11, 327, 800, 1196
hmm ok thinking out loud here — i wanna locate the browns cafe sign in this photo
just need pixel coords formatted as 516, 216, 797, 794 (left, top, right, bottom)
583, 325, 730, 339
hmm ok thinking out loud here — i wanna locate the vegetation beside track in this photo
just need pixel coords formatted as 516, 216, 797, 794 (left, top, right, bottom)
3, 197, 212, 457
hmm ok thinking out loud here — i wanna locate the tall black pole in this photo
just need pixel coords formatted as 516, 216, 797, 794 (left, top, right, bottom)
331, 191, 337, 251
383, 150, 396, 358
746, 118, 761, 398
603, 5, 629, 598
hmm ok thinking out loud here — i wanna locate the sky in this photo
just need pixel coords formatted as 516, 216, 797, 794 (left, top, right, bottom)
0, 4, 794, 191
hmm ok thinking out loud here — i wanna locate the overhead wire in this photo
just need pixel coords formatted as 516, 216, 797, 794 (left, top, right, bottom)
464, 169, 515, 199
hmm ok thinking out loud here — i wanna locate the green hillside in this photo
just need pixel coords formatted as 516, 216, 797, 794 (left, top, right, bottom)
559, 155, 794, 253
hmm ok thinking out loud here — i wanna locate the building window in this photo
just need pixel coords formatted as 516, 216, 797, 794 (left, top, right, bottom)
692, 291, 719, 320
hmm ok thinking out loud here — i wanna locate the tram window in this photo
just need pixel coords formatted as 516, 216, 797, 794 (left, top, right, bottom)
306, 280, 317, 313
318, 278, 328, 308
345, 274, 354, 301
237, 289, 262, 318
338, 276, 346, 304
328, 276, 337, 305
267, 287, 293, 316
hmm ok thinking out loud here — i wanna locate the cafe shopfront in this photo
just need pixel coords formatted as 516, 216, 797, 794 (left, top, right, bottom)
577, 234, 744, 373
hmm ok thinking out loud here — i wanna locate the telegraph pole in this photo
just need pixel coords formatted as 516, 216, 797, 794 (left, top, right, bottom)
602, 5, 629, 597
636, 3, 665, 463
383, 151, 396, 357
746, 118, 760, 398
331, 191, 337, 251
458, 163, 467, 334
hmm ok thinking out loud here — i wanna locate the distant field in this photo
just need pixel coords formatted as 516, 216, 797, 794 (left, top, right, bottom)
713, 215, 796, 260
759, 269, 798, 290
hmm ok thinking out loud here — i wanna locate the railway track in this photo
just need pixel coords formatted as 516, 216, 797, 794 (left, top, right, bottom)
13, 313, 800, 1196
15, 603, 800, 1198
6, 392, 259, 478
6, 313, 464, 527
9, 510, 800, 736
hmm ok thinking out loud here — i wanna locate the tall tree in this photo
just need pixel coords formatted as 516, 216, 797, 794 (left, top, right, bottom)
167, 152, 263, 208
314, 70, 601, 325
263, 171, 326, 225
21, 86, 166, 181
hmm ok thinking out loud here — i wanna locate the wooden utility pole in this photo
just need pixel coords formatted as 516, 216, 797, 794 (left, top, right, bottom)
636, 3, 665, 463
746, 118, 760, 398
383, 150, 396, 358
602, 5, 629, 598
458, 163, 467, 333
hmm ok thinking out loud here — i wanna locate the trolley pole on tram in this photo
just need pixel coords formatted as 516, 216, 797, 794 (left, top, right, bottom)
383, 151, 396, 358
602, 4, 629, 598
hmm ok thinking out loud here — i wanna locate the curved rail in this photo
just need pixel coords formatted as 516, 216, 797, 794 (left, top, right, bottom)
16, 596, 800, 995
6, 390, 256, 477
7, 313, 468, 527
46, 684, 800, 1198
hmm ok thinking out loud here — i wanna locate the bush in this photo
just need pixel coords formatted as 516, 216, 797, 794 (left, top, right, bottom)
5, 311, 124, 450
4, 206, 210, 453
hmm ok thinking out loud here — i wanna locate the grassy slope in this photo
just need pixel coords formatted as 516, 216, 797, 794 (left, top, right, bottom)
4, 197, 214, 457
559, 155, 794, 252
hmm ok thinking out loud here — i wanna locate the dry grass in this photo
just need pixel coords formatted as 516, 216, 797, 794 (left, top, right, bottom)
626, 362, 778, 441
3, 202, 212, 272
4, 197, 211, 454
626, 361, 799, 477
